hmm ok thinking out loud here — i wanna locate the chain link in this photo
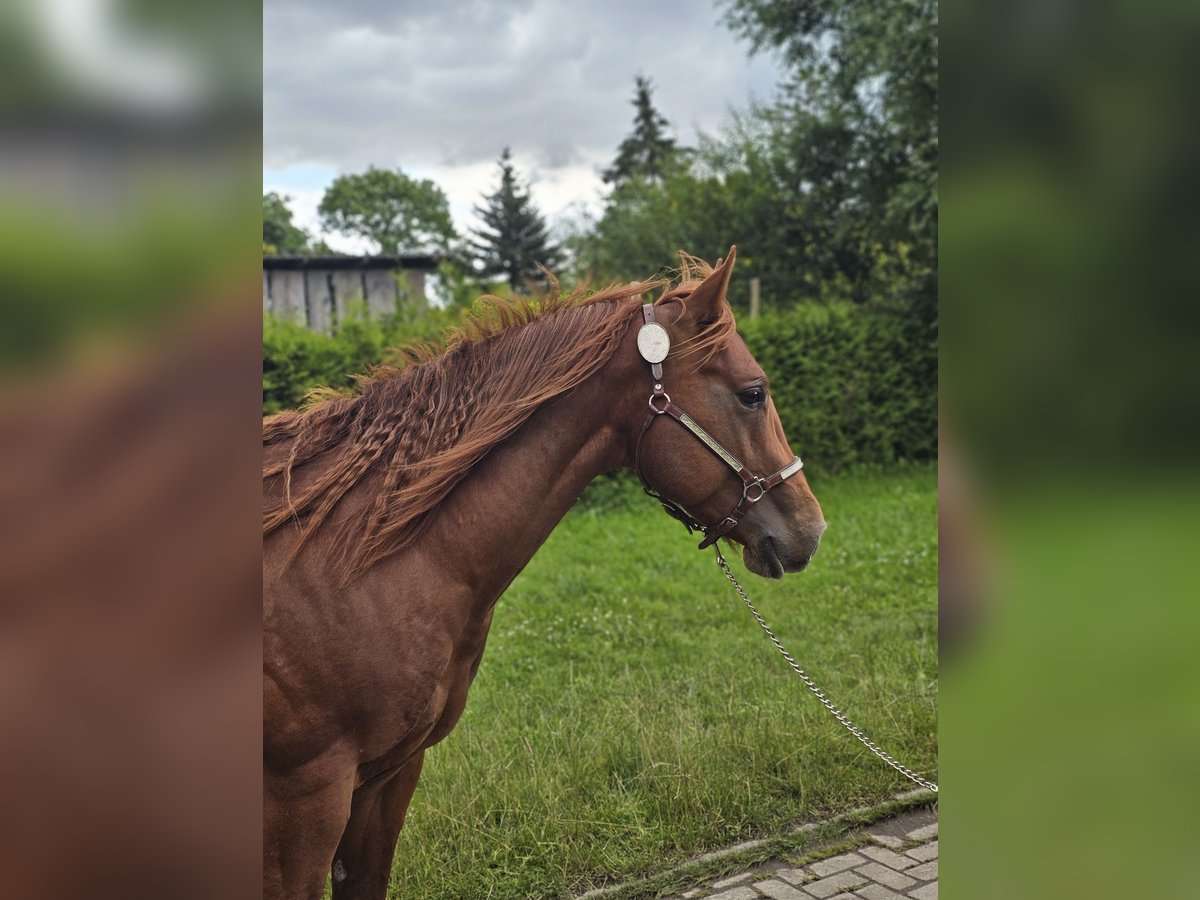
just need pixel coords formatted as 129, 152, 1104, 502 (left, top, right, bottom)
714, 546, 938, 794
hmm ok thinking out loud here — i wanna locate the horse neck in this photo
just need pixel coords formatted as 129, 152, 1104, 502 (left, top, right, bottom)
417, 354, 640, 609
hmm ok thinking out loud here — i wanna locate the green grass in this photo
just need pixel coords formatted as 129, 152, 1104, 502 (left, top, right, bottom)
387, 465, 937, 898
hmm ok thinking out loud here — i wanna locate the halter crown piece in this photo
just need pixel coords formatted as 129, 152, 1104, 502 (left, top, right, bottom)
634, 303, 804, 549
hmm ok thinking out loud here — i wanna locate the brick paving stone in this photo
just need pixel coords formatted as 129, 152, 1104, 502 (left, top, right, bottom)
712, 872, 754, 890
707, 886, 759, 900
905, 860, 937, 882
804, 870, 869, 898
856, 885, 909, 900
755, 878, 808, 900
657, 809, 937, 900
905, 841, 938, 862
808, 851, 867, 878
860, 846, 919, 871
905, 824, 938, 843
854, 863, 917, 892
774, 867, 811, 886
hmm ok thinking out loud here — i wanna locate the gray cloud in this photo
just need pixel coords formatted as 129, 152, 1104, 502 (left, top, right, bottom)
264, 0, 783, 178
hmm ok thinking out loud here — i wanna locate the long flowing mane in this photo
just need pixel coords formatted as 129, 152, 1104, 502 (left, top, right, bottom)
263, 256, 735, 582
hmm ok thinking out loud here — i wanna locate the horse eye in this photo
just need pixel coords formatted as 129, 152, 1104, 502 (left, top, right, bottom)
737, 387, 766, 408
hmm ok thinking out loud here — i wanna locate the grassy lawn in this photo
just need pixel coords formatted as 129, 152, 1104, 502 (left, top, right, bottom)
388, 465, 937, 898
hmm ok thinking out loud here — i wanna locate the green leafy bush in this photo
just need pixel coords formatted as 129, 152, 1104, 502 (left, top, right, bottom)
262, 306, 453, 415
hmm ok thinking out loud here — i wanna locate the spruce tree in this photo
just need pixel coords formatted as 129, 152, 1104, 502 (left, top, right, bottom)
470, 148, 561, 292
603, 76, 682, 187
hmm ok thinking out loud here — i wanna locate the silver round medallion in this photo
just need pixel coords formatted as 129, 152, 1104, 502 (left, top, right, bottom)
637, 323, 671, 364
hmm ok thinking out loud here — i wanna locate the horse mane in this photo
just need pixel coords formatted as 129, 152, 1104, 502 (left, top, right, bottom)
262, 254, 736, 582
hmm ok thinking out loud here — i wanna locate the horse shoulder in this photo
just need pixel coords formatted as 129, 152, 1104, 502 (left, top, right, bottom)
265, 545, 493, 772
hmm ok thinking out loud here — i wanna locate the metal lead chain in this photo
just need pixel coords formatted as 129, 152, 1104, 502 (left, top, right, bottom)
714, 545, 939, 794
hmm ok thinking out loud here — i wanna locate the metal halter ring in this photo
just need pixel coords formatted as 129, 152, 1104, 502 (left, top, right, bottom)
742, 480, 765, 503
648, 392, 671, 413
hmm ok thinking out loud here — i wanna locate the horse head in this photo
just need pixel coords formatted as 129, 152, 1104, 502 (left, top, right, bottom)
629, 247, 826, 578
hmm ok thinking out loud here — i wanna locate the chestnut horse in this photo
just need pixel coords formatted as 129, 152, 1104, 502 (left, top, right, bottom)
263, 249, 826, 899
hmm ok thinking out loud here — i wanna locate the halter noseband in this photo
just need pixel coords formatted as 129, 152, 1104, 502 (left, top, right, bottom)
633, 303, 804, 549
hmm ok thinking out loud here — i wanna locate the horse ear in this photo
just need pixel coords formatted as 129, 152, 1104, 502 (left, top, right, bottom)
682, 246, 736, 328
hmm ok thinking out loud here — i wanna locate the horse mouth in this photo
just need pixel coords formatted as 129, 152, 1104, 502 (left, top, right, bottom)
745, 537, 786, 579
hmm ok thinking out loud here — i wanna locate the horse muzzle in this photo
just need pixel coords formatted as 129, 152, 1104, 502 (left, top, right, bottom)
743, 523, 825, 579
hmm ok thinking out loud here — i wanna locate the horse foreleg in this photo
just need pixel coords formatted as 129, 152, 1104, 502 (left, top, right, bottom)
331, 751, 426, 900
264, 754, 357, 900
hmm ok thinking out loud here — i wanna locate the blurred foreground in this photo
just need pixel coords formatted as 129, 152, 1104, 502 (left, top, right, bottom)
0, 3, 261, 898
941, 0, 1199, 896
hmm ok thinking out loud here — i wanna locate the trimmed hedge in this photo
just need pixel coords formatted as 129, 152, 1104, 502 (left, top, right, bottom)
263, 302, 936, 471
739, 303, 937, 471
263, 309, 452, 415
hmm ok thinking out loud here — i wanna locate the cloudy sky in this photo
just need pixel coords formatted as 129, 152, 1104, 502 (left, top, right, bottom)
264, 0, 784, 253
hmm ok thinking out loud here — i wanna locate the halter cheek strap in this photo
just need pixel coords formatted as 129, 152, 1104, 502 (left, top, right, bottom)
634, 303, 804, 549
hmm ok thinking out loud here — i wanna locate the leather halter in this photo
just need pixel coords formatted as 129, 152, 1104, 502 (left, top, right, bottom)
633, 303, 804, 549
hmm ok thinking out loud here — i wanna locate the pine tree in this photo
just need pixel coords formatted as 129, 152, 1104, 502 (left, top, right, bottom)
470, 148, 561, 292
603, 76, 683, 187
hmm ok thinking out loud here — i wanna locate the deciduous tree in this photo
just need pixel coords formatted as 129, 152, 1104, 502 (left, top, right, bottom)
721, 0, 938, 311
318, 167, 455, 255
263, 192, 311, 254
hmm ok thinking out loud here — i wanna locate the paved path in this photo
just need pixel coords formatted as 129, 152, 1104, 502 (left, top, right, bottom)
667, 805, 938, 900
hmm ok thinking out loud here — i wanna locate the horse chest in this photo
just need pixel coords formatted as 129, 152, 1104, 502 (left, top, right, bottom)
358, 610, 494, 779
419, 612, 494, 745
421, 660, 479, 747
